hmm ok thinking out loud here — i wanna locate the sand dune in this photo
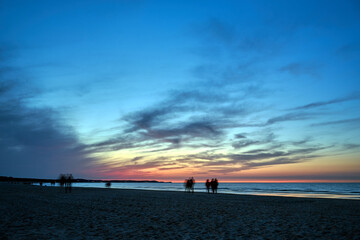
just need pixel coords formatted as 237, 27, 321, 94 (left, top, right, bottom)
0, 183, 359, 239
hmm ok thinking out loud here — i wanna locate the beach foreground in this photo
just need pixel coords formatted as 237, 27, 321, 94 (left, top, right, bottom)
0, 183, 359, 239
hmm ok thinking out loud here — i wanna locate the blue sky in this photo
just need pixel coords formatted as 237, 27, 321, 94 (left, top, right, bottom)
0, 0, 359, 181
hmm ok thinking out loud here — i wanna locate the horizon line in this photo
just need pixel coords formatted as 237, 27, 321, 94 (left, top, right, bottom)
2, 176, 359, 183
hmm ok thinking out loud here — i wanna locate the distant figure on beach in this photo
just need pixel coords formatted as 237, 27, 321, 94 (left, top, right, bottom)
191, 177, 195, 193
210, 178, 218, 194
59, 174, 74, 193
59, 174, 66, 190
105, 181, 111, 188
184, 177, 195, 193
205, 179, 211, 193
65, 174, 74, 193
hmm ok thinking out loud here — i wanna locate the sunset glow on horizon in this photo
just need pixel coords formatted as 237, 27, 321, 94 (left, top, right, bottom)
0, 0, 359, 182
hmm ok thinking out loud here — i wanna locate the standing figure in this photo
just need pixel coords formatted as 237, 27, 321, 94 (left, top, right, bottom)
213, 178, 218, 194
184, 178, 189, 192
59, 174, 66, 192
65, 174, 74, 193
184, 177, 195, 193
205, 179, 211, 193
190, 177, 195, 193
67, 174, 74, 193
210, 178, 215, 193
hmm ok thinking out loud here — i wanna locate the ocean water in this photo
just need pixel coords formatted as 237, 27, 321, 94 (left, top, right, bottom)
38, 182, 360, 200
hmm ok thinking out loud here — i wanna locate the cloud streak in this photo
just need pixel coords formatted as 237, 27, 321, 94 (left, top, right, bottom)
292, 92, 360, 110
279, 62, 319, 77
311, 117, 360, 127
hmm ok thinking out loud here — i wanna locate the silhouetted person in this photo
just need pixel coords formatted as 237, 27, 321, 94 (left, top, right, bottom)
105, 181, 111, 188
184, 177, 195, 193
205, 179, 211, 193
190, 177, 195, 193
210, 178, 215, 193
59, 174, 66, 191
211, 178, 218, 194
66, 174, 73, 193
210, 178, 219, 194
184, 178, 188, 192
185, 178, 192, 192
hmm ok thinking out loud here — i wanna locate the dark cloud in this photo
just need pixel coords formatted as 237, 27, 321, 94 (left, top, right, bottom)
239, 155, 317, 171
232, 140, 260, 149
123, 106, 176, 133
231, 154, 318, 174
343, 143, 360, 150
141, 146, 181, 153
130, 156, 144, 162
336, 42, 360, 58
266, 112, 314, 125
0, 93, 93, 178
234, 133, 246, 139
291, 138, 311, 146
311, 117, 360, 127
87, 91, 231, 153
292, 92, 360, 110
158, 166, 185, 171
228, 151, 290, 162
232, 132, 276, 149
206, 155, 318, 174
0, 55, 94, 178
172, 146, 325, 173
91, 82, 261, 154
279, 62, 319, 76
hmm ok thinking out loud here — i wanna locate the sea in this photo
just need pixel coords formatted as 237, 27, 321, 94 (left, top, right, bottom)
36, 182, 360, 200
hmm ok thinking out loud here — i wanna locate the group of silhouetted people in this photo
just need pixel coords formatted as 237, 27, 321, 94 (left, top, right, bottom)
184, 177, 195, 193
205, 178, 218, 194
184, 177, 219, 194
59, 174, 73, 193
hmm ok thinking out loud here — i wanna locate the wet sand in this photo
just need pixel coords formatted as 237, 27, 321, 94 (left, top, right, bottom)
0, 183, 359, 239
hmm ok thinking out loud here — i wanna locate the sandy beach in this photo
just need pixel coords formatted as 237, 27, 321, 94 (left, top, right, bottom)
0, 183, 359, 239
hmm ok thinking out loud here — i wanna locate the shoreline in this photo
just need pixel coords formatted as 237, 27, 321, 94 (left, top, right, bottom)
30, 182, 360, 200
32, 184, 360, 201
1, 183, 359, 239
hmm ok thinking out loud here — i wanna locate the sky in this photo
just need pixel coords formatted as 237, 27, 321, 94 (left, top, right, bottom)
0, 0, 359, 182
